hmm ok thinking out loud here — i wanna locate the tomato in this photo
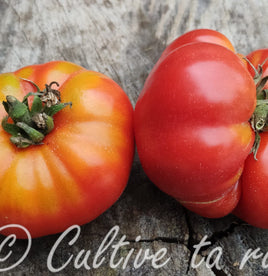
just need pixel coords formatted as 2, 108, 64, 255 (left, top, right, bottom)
234, 49, 268, 228
0, 61, 134, 238
134, 30, 256, 218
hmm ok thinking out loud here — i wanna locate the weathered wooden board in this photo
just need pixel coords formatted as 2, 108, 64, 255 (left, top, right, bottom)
0, 0, 267, 275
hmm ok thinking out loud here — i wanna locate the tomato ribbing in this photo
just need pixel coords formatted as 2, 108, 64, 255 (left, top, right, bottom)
0, 61, 134, 238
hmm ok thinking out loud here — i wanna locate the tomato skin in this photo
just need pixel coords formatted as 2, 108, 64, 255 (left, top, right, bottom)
135, 41, 256, 218
234, 132, 268, 228
159, 29, 235, 64
0, 61, 134, 238
234, 49, 268, 228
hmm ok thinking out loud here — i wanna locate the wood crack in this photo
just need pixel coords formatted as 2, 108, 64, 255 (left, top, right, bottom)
127, 237, 180, 244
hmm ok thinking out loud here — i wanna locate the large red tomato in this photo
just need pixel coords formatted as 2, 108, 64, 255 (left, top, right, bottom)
134, 30, 256, 218
0, 61, 134, 238
234, 49, 268, 228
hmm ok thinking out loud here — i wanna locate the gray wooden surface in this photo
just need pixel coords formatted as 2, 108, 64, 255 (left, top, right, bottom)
0, 0, 267, 275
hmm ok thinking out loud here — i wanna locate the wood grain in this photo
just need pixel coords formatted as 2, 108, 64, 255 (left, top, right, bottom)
0, 0, 267, 275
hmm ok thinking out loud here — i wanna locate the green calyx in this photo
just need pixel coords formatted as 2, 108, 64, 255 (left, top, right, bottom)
2, 79, 72, 148
248, 57, 268, 160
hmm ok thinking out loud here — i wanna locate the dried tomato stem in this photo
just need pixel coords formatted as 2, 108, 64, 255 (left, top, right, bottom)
249, 60, 268, 160
1, 79, 72, 148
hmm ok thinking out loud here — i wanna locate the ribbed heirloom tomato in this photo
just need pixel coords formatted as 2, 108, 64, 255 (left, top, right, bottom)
0, 61, 134, 238
134, 29, 257, 218
234, 49, 268, 228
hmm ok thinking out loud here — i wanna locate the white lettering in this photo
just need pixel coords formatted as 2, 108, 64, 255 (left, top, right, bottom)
191, 235, 211, 269
110, 234, 129, 268
47, 225, 80, 273
151, 248, 170, 269
46, 224, 170, 272
133, 248, 152, 268
74, 249, 91, 270
206, 247, 222, 269
240, 248, 263, 270
261, 251, 268, 269
0, 224, 31, 272
93, 225, 119, 268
